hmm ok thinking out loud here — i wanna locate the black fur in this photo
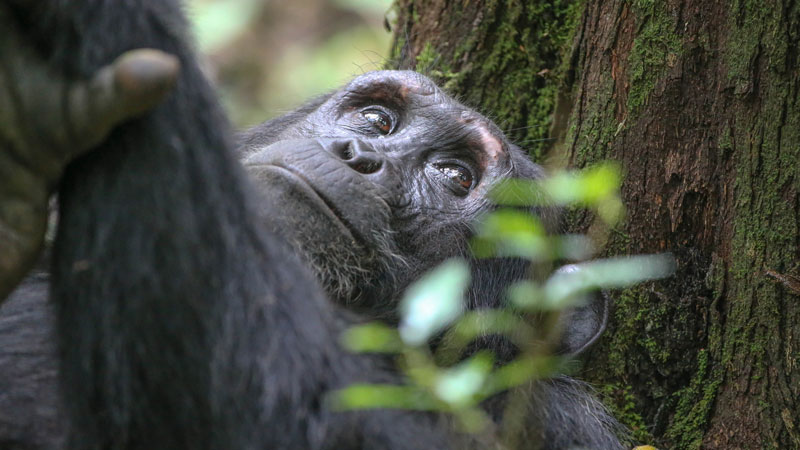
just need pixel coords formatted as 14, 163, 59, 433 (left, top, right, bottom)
0, 1, 625, 449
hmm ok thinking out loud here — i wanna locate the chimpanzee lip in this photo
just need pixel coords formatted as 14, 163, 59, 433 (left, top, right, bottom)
256, 164, 369, 247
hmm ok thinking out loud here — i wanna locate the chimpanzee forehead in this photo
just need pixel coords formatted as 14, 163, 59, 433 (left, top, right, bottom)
342, 70, 478, 116
344, 70, 440, 99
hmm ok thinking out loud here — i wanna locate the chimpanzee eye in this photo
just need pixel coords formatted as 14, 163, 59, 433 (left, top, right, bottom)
361, 109, 393, 135
434, 163, 474, 191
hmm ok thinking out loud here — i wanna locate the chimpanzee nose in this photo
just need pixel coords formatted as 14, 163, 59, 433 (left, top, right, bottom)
324, 139, 383, 174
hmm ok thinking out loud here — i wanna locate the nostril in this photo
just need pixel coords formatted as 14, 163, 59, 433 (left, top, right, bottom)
352, 160, 381, 174
341, 145, 354, 160
328, 140, 355, 160
326, 139, 384, 174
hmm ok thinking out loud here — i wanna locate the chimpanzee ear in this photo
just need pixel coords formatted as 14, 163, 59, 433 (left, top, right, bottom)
554, 267, 610, 356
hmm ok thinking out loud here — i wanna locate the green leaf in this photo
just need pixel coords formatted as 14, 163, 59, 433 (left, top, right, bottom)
447, 310, 528, 346
341, 322, 403, 353
507, 280, 546, 309
579, 163, 622, 203
434, 352, 494, 407
328, 384, 438, 411
484, 355, 563, 394
557, 234, 596, 260
542, 163, 622, 205
472, 209, 548, 259
399, 259, 470, 346
488, 163, 624, 225
543, 255, 676, 308
489, 178, 548, 206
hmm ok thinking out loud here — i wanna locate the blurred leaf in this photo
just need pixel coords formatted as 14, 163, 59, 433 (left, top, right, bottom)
543, 163, 621, 205
472, 209, 548, 259
473, 210, 595, 261
507, 280, 546, 310
595, 196, 624, 225
578, 163, 622, 203
484, 355, 562, 395
444, 310, 532, 351
451, 407, 492, 434
489, 163, 624, 224
557, 234, 596, 260
489, 178, 548, 206
399, 259, 470, 346
328, 384, 438, 411
434, 352, 493, 407
341, 322, 403, 353
543, 255, 676, 308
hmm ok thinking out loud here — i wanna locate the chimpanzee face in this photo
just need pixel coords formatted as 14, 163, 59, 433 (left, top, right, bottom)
242, 71, 542, 307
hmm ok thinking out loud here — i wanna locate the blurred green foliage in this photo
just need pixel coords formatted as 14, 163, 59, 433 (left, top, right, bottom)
399, 260, 470, 346
188, 0, 394, 127
331, 163, 674, 443
269, 27, 391, 110
190, 0, 263, 53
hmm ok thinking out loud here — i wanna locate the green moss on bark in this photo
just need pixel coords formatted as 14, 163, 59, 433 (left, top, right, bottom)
600, 382, 653, 444
564, 74, 618, 164
414, 41, 440, 74
627, 0, 682, 111
664, 0, 800, 447
391, 0, 583, 161
665, 350, 723, 449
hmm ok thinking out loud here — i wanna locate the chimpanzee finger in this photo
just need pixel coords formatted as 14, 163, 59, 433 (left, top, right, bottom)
0, 4, 179, 177
64, 49, 180, 160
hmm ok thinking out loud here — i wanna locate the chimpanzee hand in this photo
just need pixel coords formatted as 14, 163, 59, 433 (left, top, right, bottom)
0, 7, 180, 300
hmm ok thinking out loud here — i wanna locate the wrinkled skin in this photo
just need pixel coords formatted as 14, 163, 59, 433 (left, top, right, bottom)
0, 1, 624, 448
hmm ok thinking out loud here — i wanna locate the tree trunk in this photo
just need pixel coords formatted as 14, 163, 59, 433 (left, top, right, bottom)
390, 1, 800, 448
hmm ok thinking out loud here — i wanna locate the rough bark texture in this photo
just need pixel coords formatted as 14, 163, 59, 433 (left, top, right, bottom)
390, 1, 800, 448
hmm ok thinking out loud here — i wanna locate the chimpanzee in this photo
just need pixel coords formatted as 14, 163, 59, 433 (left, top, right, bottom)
0, 1, 626, 449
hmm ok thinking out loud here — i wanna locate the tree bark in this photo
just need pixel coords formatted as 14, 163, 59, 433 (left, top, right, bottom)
390, 1, 800, 448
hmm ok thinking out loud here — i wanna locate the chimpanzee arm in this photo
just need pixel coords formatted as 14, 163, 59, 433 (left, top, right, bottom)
0, 4, 179, 301
2, 2, 473, 449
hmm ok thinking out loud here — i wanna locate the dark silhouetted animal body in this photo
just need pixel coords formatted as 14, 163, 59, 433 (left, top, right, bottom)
0, 1, 625, 449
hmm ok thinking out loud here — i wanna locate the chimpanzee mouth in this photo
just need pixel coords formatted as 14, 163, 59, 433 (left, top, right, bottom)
254, 165, 369, 247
